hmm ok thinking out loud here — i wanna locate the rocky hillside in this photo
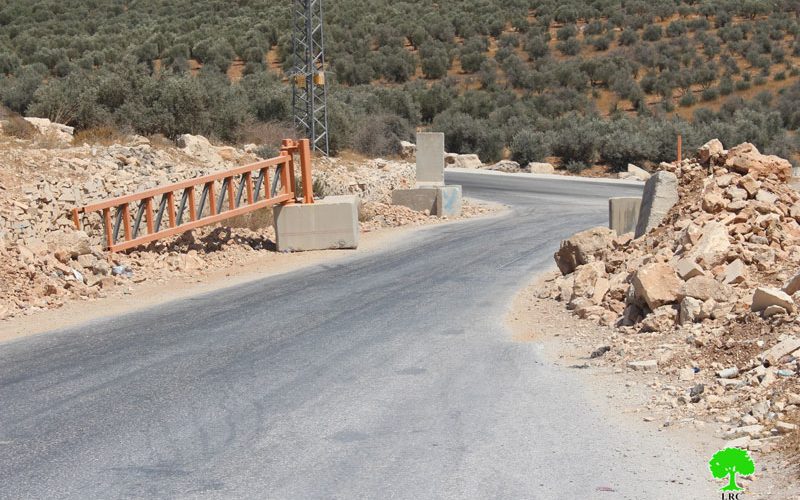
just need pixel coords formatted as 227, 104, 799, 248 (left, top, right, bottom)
544, 140, 800, 456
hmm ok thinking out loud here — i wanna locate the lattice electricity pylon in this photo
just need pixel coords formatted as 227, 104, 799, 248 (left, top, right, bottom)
290, 0, 329, 156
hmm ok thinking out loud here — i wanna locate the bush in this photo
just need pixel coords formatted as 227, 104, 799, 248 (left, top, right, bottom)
431, 110, 503, 162
701, 87, 719, 101
556, 38, 581, 56
510, 130, 550, 165
679, 92, 696, 107
420, 41, 450, 79
642, 25, 663, 42
618, 30, 638, 46
564, 160, 588, 174
352, 113, 411, 157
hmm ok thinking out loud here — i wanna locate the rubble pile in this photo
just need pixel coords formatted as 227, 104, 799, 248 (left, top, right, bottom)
0, 129, 493, 321
545, 139, 800, 453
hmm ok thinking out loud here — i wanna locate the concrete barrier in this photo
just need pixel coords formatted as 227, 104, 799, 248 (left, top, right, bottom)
273, 195, 359, 251
392, 186, 462, 217
635, 171, 679, 238
437, 185, 462, 217
416, 132, 445, 186
609, 197, 642, 235
391, 188, 438, 213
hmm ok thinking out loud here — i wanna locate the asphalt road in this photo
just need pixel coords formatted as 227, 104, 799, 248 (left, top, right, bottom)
0, 172, 713, 499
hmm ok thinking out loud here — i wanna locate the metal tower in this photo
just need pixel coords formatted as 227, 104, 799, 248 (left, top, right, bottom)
290, 0, 329, 156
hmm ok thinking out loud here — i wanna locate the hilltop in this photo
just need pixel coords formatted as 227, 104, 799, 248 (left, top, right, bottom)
0, 0, 798, 170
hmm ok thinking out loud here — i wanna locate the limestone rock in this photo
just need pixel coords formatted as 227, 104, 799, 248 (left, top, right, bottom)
723, 259, 748, 285
697, 139, 724, 164
751, 287, 796, 314
628, 360, 658, 372
627, 163, 651, 181
679, 297, 705, 324
445, 153, 482, 169
783, 271, 800, 296
488, 160, 522, 173
554, 227, 614, 275
680, 276, 733, 302
632, 263, 681, 310
726, 143, 793, 181
676, 258, 704, 280
23, 117, 74, 146
400, 141, 416, 160
528, 162, 555, 174
686, 222, 731, 267
760, 337, 800, 365
176, 134, 224, 165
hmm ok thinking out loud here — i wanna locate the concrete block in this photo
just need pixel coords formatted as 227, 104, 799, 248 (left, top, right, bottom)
609, 197, 642, 235
273, 195, 359, 252
392, 188, 438, 213
635, 171, 679, 238
436, 185, 462, 217
392, 186, 463, 216
416, 132, 445, 186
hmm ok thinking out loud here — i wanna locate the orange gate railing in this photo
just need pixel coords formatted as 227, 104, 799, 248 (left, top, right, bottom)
72, 138, 314, 252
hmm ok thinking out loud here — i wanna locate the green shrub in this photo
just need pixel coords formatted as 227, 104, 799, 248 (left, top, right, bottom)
678, 91, 695, 107
642, 25, 663, 42
353, 113, 411, 157
510, 130, 550, 165
431, 110, 503, 162
701, 88, 719, 101
565, 160, 588, 174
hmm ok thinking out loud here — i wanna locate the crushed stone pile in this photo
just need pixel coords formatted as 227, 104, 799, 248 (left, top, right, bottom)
543, 139, 800, 453
0, 130, 493, 321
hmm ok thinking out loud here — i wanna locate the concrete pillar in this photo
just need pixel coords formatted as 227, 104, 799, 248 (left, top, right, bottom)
273, 195, 360, 252
609, 197, 642, 236
416, 132, 445, 186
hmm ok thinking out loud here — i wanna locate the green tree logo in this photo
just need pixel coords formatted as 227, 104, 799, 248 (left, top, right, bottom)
709, 447, 755, 491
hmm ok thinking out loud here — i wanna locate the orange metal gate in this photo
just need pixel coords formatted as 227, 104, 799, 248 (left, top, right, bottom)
72, 139, 314, 252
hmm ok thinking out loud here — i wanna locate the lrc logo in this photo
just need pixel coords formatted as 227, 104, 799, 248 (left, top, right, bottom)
720, 493, 745, 500
709, 447, 754, 494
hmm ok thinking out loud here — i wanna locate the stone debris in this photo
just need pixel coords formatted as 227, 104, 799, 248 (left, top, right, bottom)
542, 139, 800, 456
0, 131, 495, 321
528, 162, 556, 174
23, 117, 74, 146
626, 163, 652, 181
444, 153, 482, 169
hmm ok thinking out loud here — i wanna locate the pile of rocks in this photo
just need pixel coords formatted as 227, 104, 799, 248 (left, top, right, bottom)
0, 128, 493, 321
444, 153, 556, 175
546, 139, 800, 452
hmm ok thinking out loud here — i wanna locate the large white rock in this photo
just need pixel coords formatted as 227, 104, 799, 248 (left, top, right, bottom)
176, 134, 224, 165
635, 171, 679, 238
528, 162, 555, 174
445, 153, 482, 169
687, 222, 731, 267
24, 117, 74, 145
697, 139, 724, 164
627, 163, 651, 181
752, 287, 796, 314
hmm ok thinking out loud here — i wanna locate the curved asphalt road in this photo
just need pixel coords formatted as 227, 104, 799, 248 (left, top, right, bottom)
0, 172, 712, 499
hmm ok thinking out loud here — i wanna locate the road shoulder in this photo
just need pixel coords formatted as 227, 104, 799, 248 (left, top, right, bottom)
508, 271, 799, 499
